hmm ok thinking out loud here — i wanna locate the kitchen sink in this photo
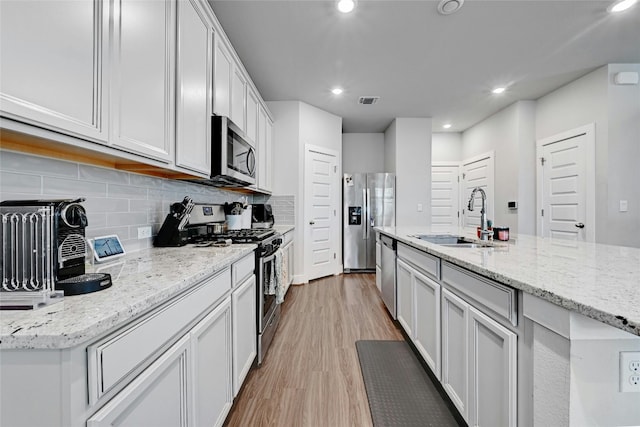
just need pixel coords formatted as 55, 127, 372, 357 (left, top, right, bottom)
410, 234, 496, 248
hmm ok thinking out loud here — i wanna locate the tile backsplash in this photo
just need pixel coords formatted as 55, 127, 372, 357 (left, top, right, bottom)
0, 150, 251, 252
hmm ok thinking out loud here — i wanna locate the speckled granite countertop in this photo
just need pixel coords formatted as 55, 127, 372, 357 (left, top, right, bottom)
273, 225, 294, 234
0, 244, 256, 349
376, 227, 640, 337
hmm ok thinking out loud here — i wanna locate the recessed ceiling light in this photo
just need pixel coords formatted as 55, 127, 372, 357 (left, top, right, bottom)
331, 87, 343, 95
608, 0, 637, 12
492, 87, 506, 94
337, 0, 355, 13
437, 0, 464, 15
443, 124, 452, 129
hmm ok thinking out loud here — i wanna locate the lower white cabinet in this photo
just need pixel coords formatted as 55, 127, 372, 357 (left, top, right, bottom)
191, 297, 233, 427
396, 258, 441, 379
441, 288, 517, 427
87, 334, 192, 427
232, 275, 257, 397
375, 236, 382, 292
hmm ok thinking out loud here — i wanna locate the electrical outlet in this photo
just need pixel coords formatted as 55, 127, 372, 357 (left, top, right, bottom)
620, 352, 640, 392
417, 203, 423, 212
137, 226, 152, 239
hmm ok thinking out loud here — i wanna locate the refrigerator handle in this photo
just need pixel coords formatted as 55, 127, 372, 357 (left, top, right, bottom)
363, 188, 368, 240
366, 188, 372, 234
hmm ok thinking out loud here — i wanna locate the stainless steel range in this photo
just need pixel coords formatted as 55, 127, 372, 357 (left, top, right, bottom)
184, 203, 283, 366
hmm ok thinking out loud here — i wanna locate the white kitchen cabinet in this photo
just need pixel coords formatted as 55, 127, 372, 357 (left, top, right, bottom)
175, 0, 213, 176
87, 334, 191, 427
109, 0, 175, 162
468, 305, 517, 427
396, 259, 413, 337
231, 69, 246, 132
214, 40, 232, 118
265, 116, 274, 191
0, 0, 109, 143
191, 296, 233, 427
256, 106, 273, 193
232, 275, 257, 397
281, 230, 295, 290
246, 88, 259, 145
441, 287, 517, 427
441, 288, 469, 421
413, 269, 441, 379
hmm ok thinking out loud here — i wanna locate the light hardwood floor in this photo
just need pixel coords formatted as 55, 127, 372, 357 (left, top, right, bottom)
225, 273, 404, 427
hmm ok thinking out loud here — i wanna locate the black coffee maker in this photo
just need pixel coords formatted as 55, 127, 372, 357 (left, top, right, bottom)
251, 204, 274, 229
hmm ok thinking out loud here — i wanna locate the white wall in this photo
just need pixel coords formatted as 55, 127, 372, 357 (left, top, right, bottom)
342, 133, 385, 173
462, 102, 536, 235
536, 64, 640, 247
268, 100, 343, 282
432, 132, 462, 162
385, 118, 432, 226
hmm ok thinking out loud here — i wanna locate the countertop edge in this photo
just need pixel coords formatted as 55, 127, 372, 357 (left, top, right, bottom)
0, 246, 256, 350
377, 229, 640, 337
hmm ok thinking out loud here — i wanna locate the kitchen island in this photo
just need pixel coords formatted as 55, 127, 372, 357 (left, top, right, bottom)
0, 243, 257, 427
376, 226, 640, 427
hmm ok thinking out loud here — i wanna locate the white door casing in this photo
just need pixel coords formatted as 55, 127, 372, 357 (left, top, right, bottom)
536, 124, 595, 243
304, 145, 340, 281
461, 152, 494, 230
431, 163, 461, 231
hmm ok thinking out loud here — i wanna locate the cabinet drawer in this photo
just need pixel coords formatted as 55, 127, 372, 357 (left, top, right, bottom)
441, 262, 517, 326
87, 268, 231, 404
232, 253, 255, 287
397, 242, 440, 280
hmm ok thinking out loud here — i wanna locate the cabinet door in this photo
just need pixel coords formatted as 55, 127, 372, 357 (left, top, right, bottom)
265, 117, 274, 192
468, 306, 517, 427
246, 89, 259, 145
230, 69, 246, 131
110, 0, 174, 162
414, 270, 441, 380
191, 297, 233, 427
232, 276, 257, 397
213, 40, 231, 118
87, 334, 191, 427
288, 241, 295, 285
257, 106, 268, 191
441, 288, 469, 421
396, 259, 413, 337
175, 0, 212, 176
0, 0, 108, 142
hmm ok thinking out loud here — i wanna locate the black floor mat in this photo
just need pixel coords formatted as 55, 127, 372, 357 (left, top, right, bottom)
356, 340, 460, 427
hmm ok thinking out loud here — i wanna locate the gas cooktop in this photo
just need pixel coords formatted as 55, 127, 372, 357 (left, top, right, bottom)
190, 228, 276, 244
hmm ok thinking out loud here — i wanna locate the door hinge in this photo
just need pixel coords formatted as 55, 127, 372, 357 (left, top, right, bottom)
334, 165, 337, 173
541, 157, 546, 166
541, 209, 544, 216
333, 253, 336, 259
457, 175, 460, 182
334, 209, 336, 216
457, 211, 460, 218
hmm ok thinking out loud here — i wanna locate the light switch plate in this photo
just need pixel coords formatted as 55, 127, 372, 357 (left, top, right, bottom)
137, 226, 152, 239
619, 200, 628, 212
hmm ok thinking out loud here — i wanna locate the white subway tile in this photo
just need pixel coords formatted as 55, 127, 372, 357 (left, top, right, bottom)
79, 165, 130, 185
1, 171, 41, 194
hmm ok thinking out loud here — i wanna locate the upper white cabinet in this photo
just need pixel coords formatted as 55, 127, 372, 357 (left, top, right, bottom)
109, 0, 175, 162
214, 40, 232, 119
246, 88, 259, 145
0, 0, 109, 142
230, 69, 246, 132
175, 0, 213, 176
257, 106, 273, 193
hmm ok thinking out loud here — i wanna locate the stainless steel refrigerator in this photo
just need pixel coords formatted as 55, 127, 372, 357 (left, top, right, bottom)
343, 173, 395, 271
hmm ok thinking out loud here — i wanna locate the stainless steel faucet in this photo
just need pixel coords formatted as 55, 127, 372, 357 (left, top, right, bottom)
467, 187, 491, 241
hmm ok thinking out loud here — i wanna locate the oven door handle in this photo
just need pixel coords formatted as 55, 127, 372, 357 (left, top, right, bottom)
262, 253, 277, 264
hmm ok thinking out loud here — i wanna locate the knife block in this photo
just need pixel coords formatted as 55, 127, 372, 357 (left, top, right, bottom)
154, 214, 189, 247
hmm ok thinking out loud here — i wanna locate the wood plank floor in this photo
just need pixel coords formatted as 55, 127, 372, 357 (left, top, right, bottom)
225, 273, 404, 427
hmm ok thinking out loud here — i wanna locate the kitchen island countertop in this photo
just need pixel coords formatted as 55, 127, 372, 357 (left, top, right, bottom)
0, 244, 256, 349
376, 226, 640, 337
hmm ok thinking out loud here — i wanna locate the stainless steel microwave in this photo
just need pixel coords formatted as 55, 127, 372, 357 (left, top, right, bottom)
210, 116, 256, 187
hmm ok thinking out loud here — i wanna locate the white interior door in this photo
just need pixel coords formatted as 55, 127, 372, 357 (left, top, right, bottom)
305, 145, 339, 281
461, 153, 494, 230
431, 164, 460, 232
538, 128, 593, 242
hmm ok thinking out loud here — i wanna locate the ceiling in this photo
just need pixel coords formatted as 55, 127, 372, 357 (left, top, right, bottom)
209, 0, 640, 133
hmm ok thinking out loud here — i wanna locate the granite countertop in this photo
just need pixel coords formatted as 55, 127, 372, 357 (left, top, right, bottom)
273, 224, 295, 234
0, 244, 256, 350
376, 226, 640, 337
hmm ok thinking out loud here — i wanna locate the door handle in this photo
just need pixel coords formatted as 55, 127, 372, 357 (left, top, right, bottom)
309, 221, 315, 225
575, 223, 585, 229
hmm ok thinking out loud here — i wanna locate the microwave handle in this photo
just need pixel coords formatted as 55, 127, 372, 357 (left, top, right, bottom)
247, 148, 256, 176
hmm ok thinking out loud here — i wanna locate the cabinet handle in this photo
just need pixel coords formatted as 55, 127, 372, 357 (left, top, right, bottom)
309, 221, 315, 225
575, 223, 585, 229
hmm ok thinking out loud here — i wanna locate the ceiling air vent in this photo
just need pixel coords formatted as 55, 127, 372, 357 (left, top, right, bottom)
358, 96, 380, 105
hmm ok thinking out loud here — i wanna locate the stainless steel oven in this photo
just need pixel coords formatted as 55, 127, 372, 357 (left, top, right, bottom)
256, 232, 282, 365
